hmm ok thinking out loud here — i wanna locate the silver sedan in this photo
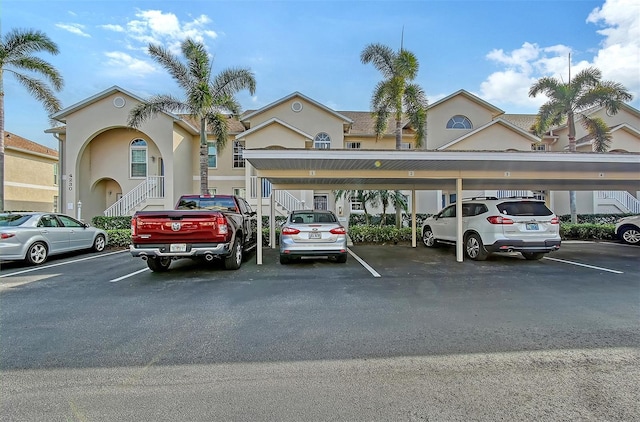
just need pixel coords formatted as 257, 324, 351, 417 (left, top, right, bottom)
0, 212, 108, 265
279, 210, 348, 264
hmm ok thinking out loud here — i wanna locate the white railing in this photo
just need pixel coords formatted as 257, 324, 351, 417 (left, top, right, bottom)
497, 190, 545, 200
250, 176, 310, 212
596, 191, 640, 214
103, 176, 165, 217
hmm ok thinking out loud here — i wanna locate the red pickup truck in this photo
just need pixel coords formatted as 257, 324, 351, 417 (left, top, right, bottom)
130, 195, 258, 272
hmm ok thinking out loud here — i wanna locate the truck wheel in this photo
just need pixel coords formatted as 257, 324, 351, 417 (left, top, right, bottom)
224, 238, 242, 270
147, 257, 171, 272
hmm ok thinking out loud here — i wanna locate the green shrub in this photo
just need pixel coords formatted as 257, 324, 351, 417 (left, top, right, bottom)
105, 229, 132, 248
92, 216, 131, 230
560, 223, 616, 240
348, 225, 413, 244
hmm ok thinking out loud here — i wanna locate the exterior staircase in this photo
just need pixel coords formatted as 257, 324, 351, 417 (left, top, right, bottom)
596, 191, 640, 213
103, 176, 165, 217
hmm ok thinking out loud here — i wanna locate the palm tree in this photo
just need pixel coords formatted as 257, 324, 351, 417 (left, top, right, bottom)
0, 28, 63, 211
361, 42, 427, 227
128, 38, 256, 195
529, 66, 632, 223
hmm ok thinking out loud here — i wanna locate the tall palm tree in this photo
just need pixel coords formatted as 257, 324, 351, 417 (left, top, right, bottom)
361, 42, 427, 227
0, 28, 63, 211
128, 38, 256, 195
529, 66, 632, 223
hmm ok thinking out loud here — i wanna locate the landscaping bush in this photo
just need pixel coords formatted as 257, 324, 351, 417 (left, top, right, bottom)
91, 216, 131, 230
560, 223, 616, 241
105, 229, 132, 248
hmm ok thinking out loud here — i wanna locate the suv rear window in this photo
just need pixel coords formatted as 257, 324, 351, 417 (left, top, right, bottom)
496, 201, 553, 216
176, 197, 238, 211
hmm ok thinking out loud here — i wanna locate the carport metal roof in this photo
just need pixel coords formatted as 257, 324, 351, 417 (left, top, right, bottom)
244, 149, 640, 191
244, 149, 640, 264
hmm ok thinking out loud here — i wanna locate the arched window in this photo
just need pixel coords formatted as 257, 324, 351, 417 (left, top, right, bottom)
446, 115, 473, 129
130, 139, 147, 178
314, 132, 331, 149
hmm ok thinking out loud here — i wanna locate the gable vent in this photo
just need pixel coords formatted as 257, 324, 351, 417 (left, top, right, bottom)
291, 101, 303, 112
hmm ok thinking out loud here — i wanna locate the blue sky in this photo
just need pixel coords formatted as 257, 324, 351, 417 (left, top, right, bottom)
3, 0, 639, 149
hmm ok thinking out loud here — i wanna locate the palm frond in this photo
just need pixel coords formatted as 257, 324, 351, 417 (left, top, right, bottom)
2, 29, 59, 57
9, 56, 64, 90
148, 43, 192, 91
127, 95, 187, 127
360, 43, 396, 79
403, 84, 428, 147
212, 68, 257, 99
396, 49, 419, 80
13, 73, 62, 115
580, 114, 612, 152
528, 77, 560, 98
204, 111, 230, 150
182, 38, 211, 85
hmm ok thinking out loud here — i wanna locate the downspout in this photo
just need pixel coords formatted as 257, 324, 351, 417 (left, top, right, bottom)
53, 133, 64, 213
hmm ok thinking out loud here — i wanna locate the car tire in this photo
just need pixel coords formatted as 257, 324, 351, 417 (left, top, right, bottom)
422, 227, 437, 248
279, 255, 290, 265
619, 226, 640, 245
147, 257, 171, 272
93, 234, 106, 252
335, 253, 347, 263
522, 252, 545, 260
26, 241, 48, 265
465, 233, 488, 261
224, 237, 242, 270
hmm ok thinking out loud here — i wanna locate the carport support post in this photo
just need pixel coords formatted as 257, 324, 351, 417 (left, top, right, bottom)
257, 177, 263, 265
270, 193, 275, 249
456, 178, 463, 262
411, 189, 417, 247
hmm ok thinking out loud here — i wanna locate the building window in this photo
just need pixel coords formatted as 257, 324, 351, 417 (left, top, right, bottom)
208, 142, 217, 168
233, 188, 246, 198
233, 140, 245, 168
130, 139, 147, 178
531, 143, 546, 151
346, 142, 361, 149
446, 115, 472, 129
399, 142, 412, 150
207, 188, 217, 195
53, 163, 59, 185
350, 201, 364, 211
314, 132, 331, 149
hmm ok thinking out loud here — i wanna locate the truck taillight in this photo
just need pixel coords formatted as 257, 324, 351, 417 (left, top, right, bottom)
487, 216, 514, 225
131, 218, 137, 236
216, 216, 228, 234
330, 227, 346, 235
281, 227, 300, 235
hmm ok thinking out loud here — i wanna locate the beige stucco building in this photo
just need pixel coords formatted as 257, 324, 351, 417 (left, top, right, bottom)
3, 131, 59, 212
46, 86, 640, 222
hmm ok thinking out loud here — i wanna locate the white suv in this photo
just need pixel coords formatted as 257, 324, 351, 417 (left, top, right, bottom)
614, 215, 640, 245
421, 197, 561, 260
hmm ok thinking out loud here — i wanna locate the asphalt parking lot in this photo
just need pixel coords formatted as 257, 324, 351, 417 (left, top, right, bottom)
1, 241, 638, 420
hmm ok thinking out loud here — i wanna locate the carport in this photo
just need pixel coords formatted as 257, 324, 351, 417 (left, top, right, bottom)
243, 149, 640, 263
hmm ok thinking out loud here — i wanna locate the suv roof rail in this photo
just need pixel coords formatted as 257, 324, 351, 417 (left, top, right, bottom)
502, 196, 541, 200
462, 196, 498, 201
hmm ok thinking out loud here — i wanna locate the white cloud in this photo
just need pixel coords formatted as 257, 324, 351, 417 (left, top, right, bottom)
55, 23, 90, 37
125, 10, 218, 53
479, 0, 639, 112
100, 24, 125, 33
103, 51, 156, 76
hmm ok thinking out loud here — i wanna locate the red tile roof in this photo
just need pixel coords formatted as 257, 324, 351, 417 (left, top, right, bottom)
4, 132, 59, 158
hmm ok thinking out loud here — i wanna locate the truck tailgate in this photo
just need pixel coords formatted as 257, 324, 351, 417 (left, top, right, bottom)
132, 211, 228, 243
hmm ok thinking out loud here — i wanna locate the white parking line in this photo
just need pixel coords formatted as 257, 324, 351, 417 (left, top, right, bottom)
348, 248, 381, 278
109, 267, 149, 282
0, 250, 128, 278
543, 257, 624, 274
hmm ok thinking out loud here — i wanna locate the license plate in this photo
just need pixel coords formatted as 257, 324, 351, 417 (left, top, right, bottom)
309, 232, 321, 239
526, 223, 539, 230
170, 243, 187, 252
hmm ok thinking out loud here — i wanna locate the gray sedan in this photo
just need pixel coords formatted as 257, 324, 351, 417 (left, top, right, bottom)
279, 210, 348, 264
0, 212, 107, 265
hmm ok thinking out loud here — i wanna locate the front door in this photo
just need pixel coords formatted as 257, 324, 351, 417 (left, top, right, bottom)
313, 195, 328, 210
